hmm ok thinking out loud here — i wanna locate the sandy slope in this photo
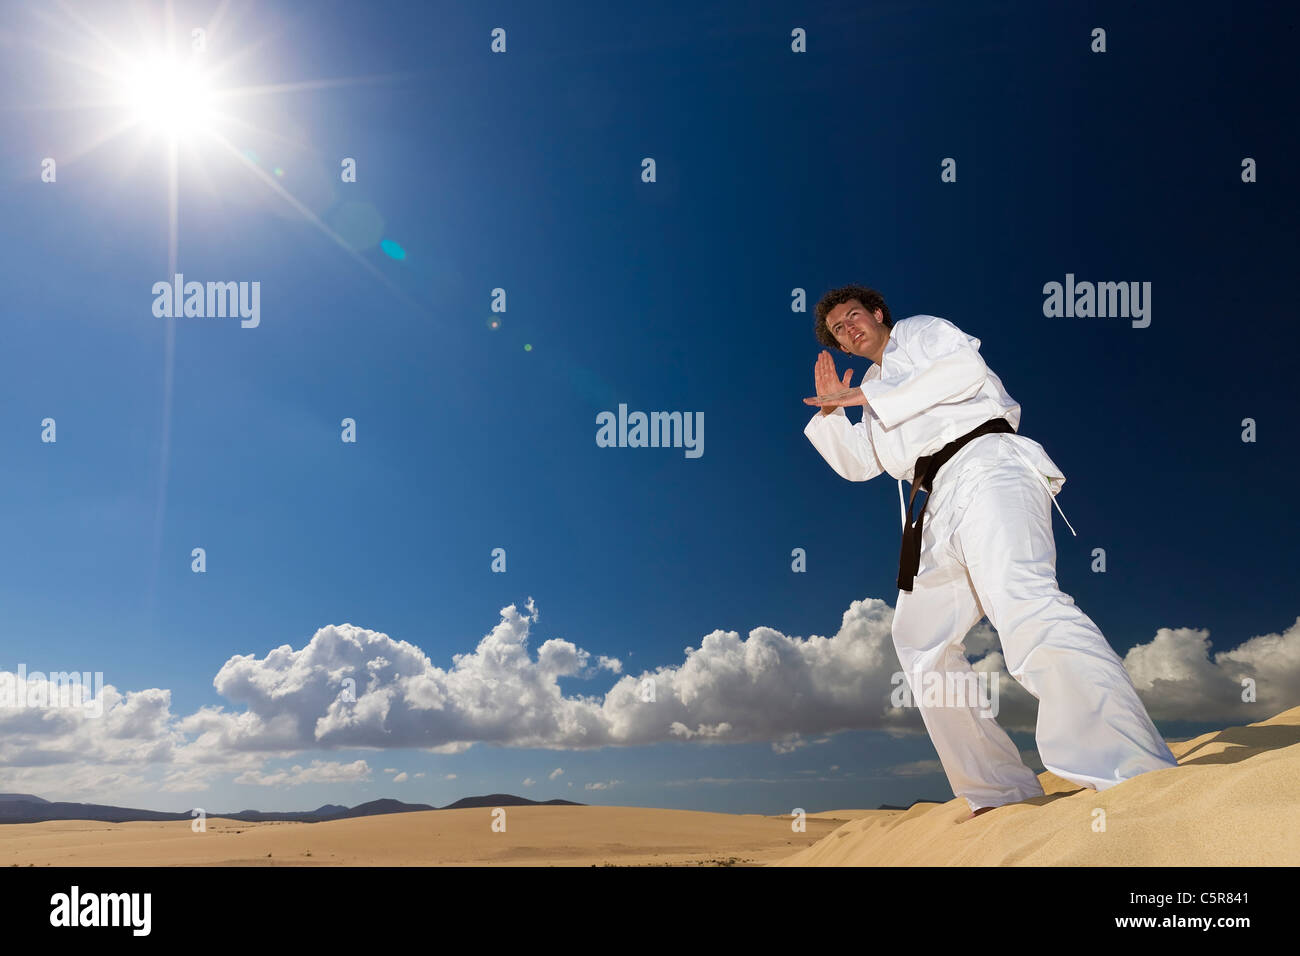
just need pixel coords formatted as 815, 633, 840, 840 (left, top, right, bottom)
770, 704, 1300, 865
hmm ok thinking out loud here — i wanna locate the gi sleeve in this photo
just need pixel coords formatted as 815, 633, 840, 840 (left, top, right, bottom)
858, 316, 989, 429
804, 406, 885, 481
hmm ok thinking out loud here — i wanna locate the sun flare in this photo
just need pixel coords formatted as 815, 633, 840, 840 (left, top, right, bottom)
119, 55, 213, 137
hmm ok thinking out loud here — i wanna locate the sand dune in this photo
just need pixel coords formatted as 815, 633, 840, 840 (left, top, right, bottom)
4, 706, 1295, 866
771, 704, 1300, 866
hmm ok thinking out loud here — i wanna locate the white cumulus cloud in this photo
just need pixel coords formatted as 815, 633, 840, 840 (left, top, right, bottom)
2, 599, 1297, 801
234, 759, 371, 787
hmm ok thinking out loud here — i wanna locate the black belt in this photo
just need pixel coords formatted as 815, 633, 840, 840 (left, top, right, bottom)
897, 417, 1015, 592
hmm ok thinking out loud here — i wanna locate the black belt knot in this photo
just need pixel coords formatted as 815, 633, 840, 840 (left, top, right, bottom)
897, 417, 1015, 592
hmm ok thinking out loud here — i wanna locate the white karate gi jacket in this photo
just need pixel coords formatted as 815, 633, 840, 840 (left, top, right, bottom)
804, 314, 1076, 536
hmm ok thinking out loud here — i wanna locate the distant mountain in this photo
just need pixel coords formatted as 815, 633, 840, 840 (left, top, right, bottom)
0, 793, 582, 825
440, 793, 585, 809
0, 799, 193, 824
338, 798, 435, 818
214, 808, 339, 823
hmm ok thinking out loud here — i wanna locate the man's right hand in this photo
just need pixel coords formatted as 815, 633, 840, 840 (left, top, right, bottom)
813, 350, 854, 415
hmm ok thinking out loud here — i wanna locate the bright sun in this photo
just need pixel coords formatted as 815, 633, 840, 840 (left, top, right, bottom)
120, 56, 213, 136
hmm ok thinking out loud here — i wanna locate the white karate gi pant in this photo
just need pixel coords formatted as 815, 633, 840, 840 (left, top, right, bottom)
891, 434, 1179, 811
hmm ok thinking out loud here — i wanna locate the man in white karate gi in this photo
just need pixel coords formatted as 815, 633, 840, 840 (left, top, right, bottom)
802, 285, 1178, 818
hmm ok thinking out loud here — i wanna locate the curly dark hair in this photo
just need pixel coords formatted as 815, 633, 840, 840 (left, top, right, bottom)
814, 285, 894, 349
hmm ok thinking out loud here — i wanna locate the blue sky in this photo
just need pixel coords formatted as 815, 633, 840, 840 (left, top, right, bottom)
0, 0, 1297, 814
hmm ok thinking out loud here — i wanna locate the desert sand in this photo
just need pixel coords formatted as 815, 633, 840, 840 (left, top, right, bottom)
4, 705, 1296, 866
0, 805, 871, 867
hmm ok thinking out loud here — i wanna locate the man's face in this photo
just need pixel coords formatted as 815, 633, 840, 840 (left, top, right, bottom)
826, 299, 888, 361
